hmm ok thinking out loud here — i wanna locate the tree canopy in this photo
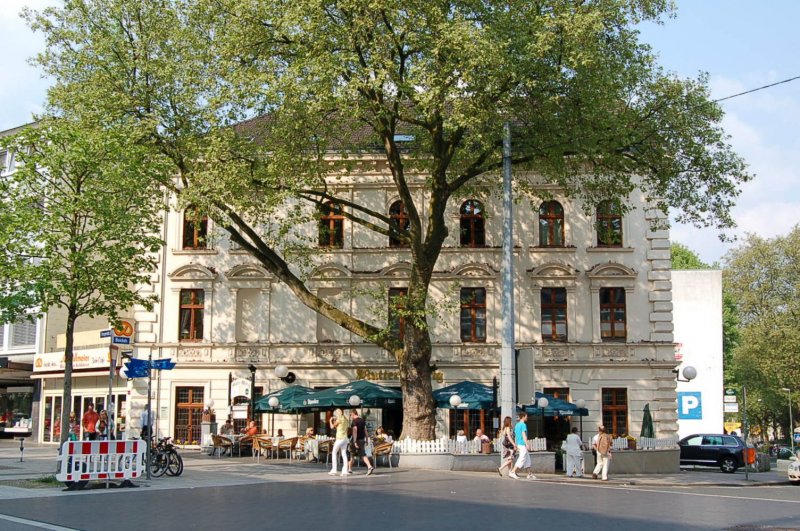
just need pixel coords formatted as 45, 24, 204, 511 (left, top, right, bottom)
0, 116, 164, 442
723, 228, 800, 441
23, 0, 752, 438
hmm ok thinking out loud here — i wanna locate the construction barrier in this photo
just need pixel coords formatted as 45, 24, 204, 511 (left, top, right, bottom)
56, 440, 146, 483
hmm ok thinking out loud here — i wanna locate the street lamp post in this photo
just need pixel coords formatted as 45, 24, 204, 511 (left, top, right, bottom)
782, 388, 794, 456
248, 364, 257, 425
575, 399, 586, 442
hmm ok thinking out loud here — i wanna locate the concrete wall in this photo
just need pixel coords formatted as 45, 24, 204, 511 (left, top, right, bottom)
672, 270, 724, 439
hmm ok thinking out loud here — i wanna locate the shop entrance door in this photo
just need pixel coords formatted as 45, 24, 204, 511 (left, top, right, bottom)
174, 387, 204, 445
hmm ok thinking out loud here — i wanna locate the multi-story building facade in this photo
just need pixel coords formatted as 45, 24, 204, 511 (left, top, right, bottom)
0, 134, 45, 436
19, 136, 679, 445
106, 157, 680, 447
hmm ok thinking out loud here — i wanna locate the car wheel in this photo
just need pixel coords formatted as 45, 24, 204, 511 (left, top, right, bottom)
720, 456, 737, 473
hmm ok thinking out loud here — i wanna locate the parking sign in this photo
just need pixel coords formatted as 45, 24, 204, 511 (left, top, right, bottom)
677, 392, 703, 419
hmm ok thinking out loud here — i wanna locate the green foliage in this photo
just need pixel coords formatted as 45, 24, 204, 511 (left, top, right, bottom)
671, 242, 709, 269
23, 0, 753, 438
723, 227, 800, 434
0, 116, 164, 323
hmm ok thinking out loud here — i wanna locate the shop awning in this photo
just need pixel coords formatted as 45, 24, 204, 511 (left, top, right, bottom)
523, 392, 589, 417
253, 385, 314, 413
433, 381, 494, 410
297, 380, 402, 410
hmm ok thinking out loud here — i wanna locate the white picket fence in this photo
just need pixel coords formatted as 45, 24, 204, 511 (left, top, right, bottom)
390, 437, 548, 455
612, 436, 678, 450
638, 436, 679, 450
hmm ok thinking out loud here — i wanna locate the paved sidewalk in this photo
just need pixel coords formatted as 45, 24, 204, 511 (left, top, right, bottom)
0, 439, 790, 500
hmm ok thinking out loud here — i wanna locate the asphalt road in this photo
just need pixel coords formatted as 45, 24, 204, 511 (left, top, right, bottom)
0, 470, 798, 531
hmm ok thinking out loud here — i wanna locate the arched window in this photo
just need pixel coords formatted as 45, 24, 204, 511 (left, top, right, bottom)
318, 201, 344, 248
460, 200, 485, 247
389, 200, 410, 247
538, 201, 564, 247
182, 206, 208, 250
596, 200, 623, 247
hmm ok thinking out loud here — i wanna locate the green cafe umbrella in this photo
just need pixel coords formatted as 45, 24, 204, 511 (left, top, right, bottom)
298, 380, 402, 410
524, 392, 589, 417
433, 381, 494, 410
253, 385, 314, 413
640, 403, 655, 438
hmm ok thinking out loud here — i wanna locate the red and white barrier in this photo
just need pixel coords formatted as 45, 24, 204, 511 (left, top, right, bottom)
56, 440, 146, 483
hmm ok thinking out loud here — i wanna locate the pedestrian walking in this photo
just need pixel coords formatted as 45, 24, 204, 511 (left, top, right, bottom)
497, 416, 515, 477
349, 410, 375, 475
509, 411, 536, 480
328, 409, 350, 476
592, 425, 613, 481
565, 427, 584, 477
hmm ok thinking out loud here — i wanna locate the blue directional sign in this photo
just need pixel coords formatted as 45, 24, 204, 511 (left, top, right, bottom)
677, 392, 703, 420
100, 329, 112, 338
794, 433, 800, 444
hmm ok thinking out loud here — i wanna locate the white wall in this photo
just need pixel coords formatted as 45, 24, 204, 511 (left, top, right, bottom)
672, 270, 723, 439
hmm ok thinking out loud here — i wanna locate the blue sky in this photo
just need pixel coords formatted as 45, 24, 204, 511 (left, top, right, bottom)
2, 1, 798, 264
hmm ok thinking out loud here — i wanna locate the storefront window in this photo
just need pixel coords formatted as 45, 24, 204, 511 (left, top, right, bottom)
0, 387, 34, 433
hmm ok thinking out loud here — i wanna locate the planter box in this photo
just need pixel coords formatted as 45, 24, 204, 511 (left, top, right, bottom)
582, 448, 679, 474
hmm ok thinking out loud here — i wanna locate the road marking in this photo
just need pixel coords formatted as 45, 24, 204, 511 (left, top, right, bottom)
0, 513, 81, 531
554, 481, 800, 505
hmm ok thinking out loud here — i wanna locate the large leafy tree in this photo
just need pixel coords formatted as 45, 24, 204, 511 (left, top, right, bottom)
0, 117, 164, 444
723, 228, 800, 441
27, 0, 750, 438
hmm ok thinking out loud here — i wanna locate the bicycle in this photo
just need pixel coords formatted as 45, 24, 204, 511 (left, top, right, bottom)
147, 436, 183, 477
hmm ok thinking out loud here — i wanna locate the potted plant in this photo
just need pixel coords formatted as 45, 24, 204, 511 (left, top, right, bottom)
201, 407, 216, 423
623, 434, 637, 450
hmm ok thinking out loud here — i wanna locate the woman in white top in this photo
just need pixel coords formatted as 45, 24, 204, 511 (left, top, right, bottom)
328, 409, 350, 476
564, 427, 585, 477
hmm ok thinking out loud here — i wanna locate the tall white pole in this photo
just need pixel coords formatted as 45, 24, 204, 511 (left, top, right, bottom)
500, 121, 516, 422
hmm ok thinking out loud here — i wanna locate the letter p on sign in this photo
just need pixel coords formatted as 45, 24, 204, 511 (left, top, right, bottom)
677, 392, 703, 419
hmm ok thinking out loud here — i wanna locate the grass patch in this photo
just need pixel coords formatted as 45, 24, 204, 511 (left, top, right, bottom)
33, 475, 61, 486
0, 475, 63, 489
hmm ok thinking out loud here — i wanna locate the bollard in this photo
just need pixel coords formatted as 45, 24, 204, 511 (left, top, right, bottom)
18, 437, 25, 462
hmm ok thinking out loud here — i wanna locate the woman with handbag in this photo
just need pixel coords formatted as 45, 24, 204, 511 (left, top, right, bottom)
497, 416, 515, 477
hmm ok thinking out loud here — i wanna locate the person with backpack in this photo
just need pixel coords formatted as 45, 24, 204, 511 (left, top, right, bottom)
592, 424, 613, 481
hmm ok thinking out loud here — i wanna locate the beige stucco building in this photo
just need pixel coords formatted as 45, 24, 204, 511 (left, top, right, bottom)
33, 162, 679, 446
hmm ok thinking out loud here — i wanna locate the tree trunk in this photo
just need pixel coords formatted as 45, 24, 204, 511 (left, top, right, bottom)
399, 326, 436, 440
58, 307, 77, 445
397, 266, 438, 440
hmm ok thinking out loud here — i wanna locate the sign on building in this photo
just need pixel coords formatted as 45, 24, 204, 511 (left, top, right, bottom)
677, 392, 703, 419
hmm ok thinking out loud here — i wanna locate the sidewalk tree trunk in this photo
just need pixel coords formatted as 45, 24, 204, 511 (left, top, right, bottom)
25, 0, 750, 439
0, 118, 163, 444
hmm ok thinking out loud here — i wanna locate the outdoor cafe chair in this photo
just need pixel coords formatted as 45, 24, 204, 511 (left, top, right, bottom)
372, 442, 394, 468
277, 437, 299, 461
317, 438, 334, 465
211, 434, 233, 458
251, 436, 273, 462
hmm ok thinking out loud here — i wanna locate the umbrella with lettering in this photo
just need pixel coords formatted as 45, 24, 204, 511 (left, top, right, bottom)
298, 380, 402, 410
253, 385, 314, 413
